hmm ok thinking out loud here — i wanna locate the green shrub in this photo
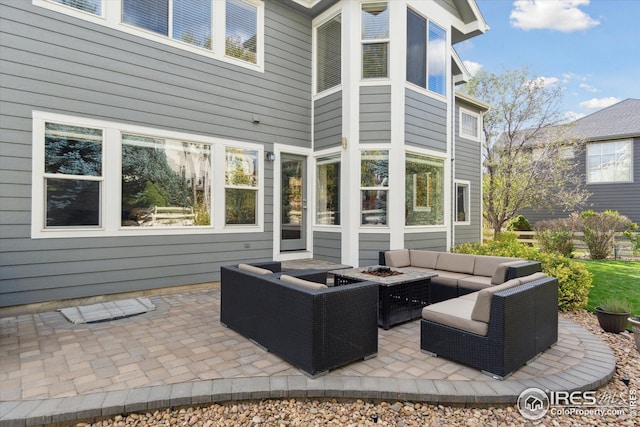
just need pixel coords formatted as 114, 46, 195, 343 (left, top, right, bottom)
453, 233, 592, 311
506, 215, 533, 231
534, 218, 575, 257
579, 210, 637, 259
622, 230, 640, 257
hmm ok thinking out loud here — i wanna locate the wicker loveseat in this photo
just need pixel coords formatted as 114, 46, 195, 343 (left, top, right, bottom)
420, 273, 558, 378
220, 262, 379, 378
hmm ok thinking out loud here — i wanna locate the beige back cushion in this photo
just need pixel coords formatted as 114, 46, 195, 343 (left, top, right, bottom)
435, 253, 476, 274
490, 260, 527, 284
409, 250, 439, 269
238, 263, 273, 275
385, 249, 411, 268
470, 277, 523, 323
280, 274, 328, 290
474, 256, 521, 278
520, 272, 547, 283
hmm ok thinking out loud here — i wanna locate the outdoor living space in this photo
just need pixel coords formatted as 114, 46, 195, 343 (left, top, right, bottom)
0, 258, 624, 426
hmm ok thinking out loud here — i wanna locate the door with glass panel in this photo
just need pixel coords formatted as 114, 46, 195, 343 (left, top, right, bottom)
280, 154, 306, 251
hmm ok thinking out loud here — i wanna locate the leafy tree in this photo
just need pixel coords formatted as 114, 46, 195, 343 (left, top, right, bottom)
462, 67, 590, 237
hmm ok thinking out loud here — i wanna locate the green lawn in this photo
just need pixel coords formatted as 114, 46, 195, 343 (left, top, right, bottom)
575, 259, 640, 315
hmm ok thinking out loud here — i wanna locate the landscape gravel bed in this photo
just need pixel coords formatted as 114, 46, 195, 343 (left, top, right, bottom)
83, 311, 638, 427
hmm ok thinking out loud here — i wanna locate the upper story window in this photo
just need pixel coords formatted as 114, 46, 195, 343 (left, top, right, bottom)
225, 0, 258, 63
362, 2, 389, 79
38, 0, 263, 70
459, 108, 480, 140
587, 140, 632, 183
52, 0, 101, 15
316, 14, 342, 94
406, 8, 447, 95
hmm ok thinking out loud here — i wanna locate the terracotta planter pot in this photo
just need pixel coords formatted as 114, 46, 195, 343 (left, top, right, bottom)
629, 317, 640, 352
595, 307, 630, 333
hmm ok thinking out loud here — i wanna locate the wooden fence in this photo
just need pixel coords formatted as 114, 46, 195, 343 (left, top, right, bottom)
483, 230, 637, 258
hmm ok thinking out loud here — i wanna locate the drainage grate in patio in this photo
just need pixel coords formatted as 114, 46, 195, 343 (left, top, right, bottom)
58, 297, 156, 324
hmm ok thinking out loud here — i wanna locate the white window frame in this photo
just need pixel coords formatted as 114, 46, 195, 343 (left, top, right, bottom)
32, 111, 264, 238
314, 152, 342, 227
34, 0, 265, 72
454, 180, 470, 225
360, 149, 389, 227
459, 108, 481, 141
361, 1, 390, 81
404, 148, 448, 231
313, 11, 342, 96
586, 140, 633, 184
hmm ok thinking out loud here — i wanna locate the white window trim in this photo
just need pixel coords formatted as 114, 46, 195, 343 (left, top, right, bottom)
312, 148, 342, 229
454, 179, 471, 225
459, 107, 481, 141
34, 0, 265, 72
32, 111, 264, 238
403, 7, 449, 100
361, 1, 391, 81
586, 139, 634, 184
359, 148, 390, 229
312, 7, 343, 97
404, 147, 449, 232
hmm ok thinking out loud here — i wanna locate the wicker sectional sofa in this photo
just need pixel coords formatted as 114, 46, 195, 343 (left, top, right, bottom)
220, 262, 379, 378
379, 249, 558, 377
420, 273, 559, 378
379, 249, 542, 302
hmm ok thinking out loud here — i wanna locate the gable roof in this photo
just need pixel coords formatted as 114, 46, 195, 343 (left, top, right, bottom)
572, 98, 640, 141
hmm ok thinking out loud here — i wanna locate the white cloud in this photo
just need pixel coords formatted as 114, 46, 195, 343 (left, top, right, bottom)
526, 76, 560, 89
579, 83, 599, 93
579, 97, 621, 109
463, 60, 482, 77
510, 0, 600, 32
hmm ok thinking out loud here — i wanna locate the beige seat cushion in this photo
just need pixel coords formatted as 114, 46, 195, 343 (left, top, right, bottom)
422, 298, 488, 336
435, 253, 476, 274
280, 274, 328, 290
458, 275, 494, 291
431, 271, 473, 287
409, 250, 439, 269
491, 260, 527, 284
238, 263, 273, 275
470, 277, 523, 323
460, 292, 479, 302
474, 256, 522, 278
385, 249, 411, 268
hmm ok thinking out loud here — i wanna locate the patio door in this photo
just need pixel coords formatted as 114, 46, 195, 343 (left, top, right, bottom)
280, 154, 307, 251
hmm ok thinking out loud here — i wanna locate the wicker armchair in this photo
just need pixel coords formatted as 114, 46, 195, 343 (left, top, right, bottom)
420, 277, 558, 378
220, 264, 379, 378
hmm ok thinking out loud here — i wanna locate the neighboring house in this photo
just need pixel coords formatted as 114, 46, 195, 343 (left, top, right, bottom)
519, 99, 640, 225
0, 0, 488, 307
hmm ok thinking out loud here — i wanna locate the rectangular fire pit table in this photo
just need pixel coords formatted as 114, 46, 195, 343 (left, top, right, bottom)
332, 266, 437, 330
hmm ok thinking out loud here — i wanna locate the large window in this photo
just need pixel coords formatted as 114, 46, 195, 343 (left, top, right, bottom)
316, 14, 342, 93
316, 155, 340, 225
406, 9, 447, 95
225, 147, 259, 225
37, 0, 263, 69
44, 123, 103, 227
587, 140, 632, 183
33, 112, 262, 237
362, 2, 389, 79
121, 135, 212, 227
405, 153, 444, 226
361, 150, 388, 225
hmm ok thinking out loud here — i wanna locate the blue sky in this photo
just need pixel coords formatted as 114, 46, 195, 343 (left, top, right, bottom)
457, 0, 640, 120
